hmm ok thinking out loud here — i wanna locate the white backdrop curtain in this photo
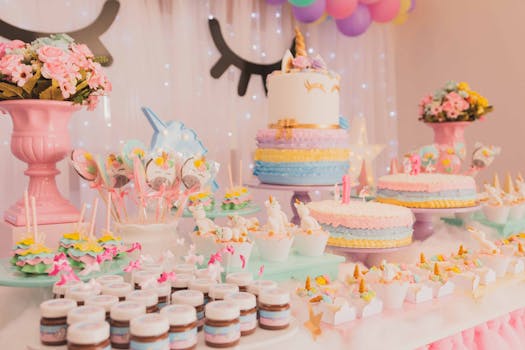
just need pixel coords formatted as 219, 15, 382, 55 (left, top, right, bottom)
0, 0, 398, 219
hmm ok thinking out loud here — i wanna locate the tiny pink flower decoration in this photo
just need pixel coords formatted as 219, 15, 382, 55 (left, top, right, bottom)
224, 245, 235, 255
126, 242, 142, 253
157, 272, 177, 284
56, 271, 80, 286
208, 251, 223, 266
48, 258, 72, 276
123, 259, 141, 272
292, 55, 311, 70
258, 265, 265, 278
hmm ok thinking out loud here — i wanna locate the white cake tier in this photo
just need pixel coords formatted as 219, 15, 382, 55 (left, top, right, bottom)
268, 71, 340, 126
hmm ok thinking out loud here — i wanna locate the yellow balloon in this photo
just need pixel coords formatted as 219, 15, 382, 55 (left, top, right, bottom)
312, 12, 327, 26
392, 13, 409, 25
400, 0, 411, 14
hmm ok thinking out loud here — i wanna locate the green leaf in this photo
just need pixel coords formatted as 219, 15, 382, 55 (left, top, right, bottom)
21, 68, 41, 95
76, 79, 89, 92
0, 82, 24, 98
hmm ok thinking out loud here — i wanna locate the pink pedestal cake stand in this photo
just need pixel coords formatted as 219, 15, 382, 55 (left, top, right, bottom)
411, 206, 481, 241
328, 246, 410, 267
246, 182, 335, 225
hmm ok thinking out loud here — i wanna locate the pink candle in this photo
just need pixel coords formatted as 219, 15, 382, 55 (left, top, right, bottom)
342, 175, 350, 204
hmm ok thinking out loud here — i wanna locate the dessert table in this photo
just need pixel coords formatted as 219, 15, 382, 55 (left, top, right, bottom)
2, 221, 525, 349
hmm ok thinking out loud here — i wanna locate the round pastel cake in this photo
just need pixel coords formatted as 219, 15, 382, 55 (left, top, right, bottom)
252, 29, 349, 186
307, 200, 414, 248
376, 173, 478, 208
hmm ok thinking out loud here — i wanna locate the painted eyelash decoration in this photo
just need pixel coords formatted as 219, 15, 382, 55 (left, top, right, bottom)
208, 18, 295, 97
304, 80, 326, 93
0, 0, 119, 66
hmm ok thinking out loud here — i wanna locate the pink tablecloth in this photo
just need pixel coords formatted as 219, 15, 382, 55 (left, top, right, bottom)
421, 308, 525, 350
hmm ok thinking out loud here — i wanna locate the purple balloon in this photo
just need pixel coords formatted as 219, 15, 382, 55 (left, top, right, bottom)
335, 4, 371, 37
266, 0, 287, 5
408, 0, 416, 13
292, 0, 326, 23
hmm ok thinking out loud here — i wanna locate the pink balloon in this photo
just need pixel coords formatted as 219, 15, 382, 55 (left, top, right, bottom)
359, 0, 381, 4
369, 0, 401, 23
326, 0, 358, 20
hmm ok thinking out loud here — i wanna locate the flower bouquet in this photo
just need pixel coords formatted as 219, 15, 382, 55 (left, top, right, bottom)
0, 33, 111, 109
0, 34, 111, 226
418, 81, 493, 123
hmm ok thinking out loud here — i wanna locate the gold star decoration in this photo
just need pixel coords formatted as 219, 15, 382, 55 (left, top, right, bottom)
304, 303, 323, 341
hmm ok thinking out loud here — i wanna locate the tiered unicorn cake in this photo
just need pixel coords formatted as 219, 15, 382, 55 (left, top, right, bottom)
253, 28, 349, 186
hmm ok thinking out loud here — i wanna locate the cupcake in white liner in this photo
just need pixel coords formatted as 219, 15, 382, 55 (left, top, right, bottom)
481, 184, 509, 224
253, 196, 296, 262
368, 261, 409, 310
292, 201, 329, 257
211, 227, 253, 269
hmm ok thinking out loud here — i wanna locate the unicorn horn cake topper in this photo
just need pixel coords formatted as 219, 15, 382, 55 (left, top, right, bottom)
353, 264, 361, 279
420, 252, 427, 264
433, 263, 440, 276
294, 27, 306, 57
458, 245, 465, 256
358, 278, 366, 294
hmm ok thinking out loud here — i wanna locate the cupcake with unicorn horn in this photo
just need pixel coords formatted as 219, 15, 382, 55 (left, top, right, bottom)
11, 193, 54, 274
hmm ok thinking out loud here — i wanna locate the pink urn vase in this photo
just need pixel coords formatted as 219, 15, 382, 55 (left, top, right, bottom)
426, 121, 472, 174
0, 100, 81, 226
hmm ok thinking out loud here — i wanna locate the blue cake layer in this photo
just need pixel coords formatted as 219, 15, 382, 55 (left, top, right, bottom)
377, 188, 477, 203
320, 223, 413, 241
253, 161, 348, 186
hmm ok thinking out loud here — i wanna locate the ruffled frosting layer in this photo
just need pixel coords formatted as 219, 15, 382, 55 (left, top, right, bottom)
254, 148, 349, 162
307, 200, 414, 229
328, 235, 413, 249
256, 129, 349, 149
378, 173, 476, 192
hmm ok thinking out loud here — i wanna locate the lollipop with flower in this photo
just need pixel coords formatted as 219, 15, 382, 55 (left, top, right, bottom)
418, 81, 493, 123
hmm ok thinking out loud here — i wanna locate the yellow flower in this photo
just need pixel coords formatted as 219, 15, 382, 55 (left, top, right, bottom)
478, 96, 489, 108
224, 193, 232, 199
194, 159, 204, 168
154, 157, 165, 166
17, 237, 35, 246
98, 233, 121, 242
84, 152, 93, 161
19, 244, 52, 256
241, 188, 248, 194
441, 159, 451, 167
74, 240, 103, 253
63, 232, 81, 240
232, 191, 240, 197
458, 82, 470, 91
446, 148, 455, 155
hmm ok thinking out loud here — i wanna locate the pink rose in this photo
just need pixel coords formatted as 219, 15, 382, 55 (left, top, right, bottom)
58, 77, 76, 99
41, 60, 67, 79
87, 61, 110, 91
11, 64, 33, 87
441, 101, 454, 114
71, 44, 93, 58
292, 55, 311, 70
5, 40, 25, 50
0, 54, 23, 75
86, 95, 100, 111
38, 45, 66, 63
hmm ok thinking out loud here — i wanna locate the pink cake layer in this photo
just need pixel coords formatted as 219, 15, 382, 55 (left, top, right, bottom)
377, 173, 476, 192
256, 128, 349, 149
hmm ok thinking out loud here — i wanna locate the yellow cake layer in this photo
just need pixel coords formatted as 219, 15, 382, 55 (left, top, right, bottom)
254, 148, 349, 162
327, 235, 413, 248
375, 197, 478, 209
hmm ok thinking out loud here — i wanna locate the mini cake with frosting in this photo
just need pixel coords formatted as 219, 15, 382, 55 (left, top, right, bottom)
307, 199, 414, 249
366, 261, 410, 309
376, 173, 477, 209
349, 279, 383, 319
292, 200, 329, 256
221, 187, 252, 210
11, 237, 54, 274
98, 231, 126, 259
252, 28, 349, 186
188, 191, 215, 212
58, 231, 85, 255
253, 197, 295, 262
67, 239, 105, 269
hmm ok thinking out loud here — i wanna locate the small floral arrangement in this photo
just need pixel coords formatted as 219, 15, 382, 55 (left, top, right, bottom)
418, 81, 493, 123
0, 34, 111, 110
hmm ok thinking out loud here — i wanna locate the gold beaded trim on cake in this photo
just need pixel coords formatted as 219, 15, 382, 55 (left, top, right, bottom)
327, 235, 413, 249
269, 118, 340, 140
375, 197, 478, 209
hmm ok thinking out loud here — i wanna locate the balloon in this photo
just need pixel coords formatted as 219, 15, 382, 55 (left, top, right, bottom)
313, 12, 328, 25
359, 0, 381, 4
392, 13, 408, 25
399, 0, 411, 13
326, 0, 358, 20
292, 0, 326, 23
369, 0, 401, 23
335, 4, 372, 37
408, 0, 416, 13
392, 0, 410, 24
266, 0, 287, 4
288, 0, 316, 7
